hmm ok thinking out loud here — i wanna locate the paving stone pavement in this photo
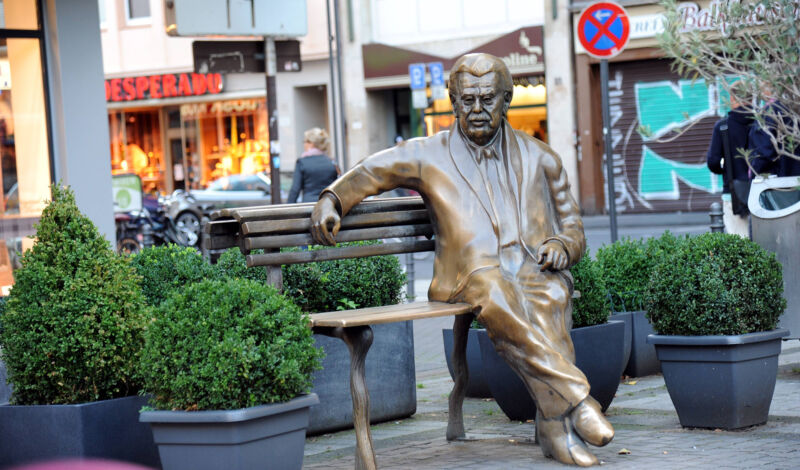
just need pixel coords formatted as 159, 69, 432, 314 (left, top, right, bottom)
304, 316, 800, 469
305, 221, 800, 468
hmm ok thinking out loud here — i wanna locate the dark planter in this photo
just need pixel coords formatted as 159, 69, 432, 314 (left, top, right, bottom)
0, 355, 10, 405
308, 321, 416, 434
616, 310, 660, 377
140, 393, 319, 470
442, 328, 492, 398
477, 321, 626, 421
648, 329, 789, 430
0, 395, 160, 469
609, 312, 632, 373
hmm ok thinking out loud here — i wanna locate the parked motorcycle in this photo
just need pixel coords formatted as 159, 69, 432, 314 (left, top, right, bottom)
114, 194, 199, 254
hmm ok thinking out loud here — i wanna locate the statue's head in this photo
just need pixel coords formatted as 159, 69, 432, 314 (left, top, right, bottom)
449, 53, 513, 146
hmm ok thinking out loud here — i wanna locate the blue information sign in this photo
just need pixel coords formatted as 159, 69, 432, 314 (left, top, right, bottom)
409, 63, 426, 90
428, 62, 444, 87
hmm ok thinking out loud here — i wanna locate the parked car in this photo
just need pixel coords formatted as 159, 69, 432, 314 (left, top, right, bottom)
163, 172, 283, 242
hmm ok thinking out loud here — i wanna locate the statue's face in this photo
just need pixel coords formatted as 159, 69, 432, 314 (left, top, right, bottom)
452, 72, 506, 146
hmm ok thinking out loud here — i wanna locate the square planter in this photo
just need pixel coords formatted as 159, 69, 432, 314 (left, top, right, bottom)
615, 310, 660, 377
140, 393, 319, 470
442, 328, 492, 398
648, 329, 789, 429
308, 322, 416, 434
0, 395, 160, 469
477, 321, 626, 421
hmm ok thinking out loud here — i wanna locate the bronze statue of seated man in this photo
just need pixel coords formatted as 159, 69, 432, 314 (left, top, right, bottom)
311, 52, 613, 466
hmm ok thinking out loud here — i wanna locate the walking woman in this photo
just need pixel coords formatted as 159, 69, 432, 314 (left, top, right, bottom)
287, 127, 339, 203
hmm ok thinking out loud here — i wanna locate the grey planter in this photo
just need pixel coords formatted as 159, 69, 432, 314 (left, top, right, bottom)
615, 310, 660, 377
477, 321, 626, 421
140, 393, 319, 470
0, 395, 160, 469
442, 328, 492, 398
648, 329, 789, 429
0, 355, 10, 405
308, 321, 416, 434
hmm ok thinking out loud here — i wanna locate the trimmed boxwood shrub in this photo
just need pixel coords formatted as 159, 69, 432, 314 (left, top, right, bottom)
0, 185, 148, 404
130, 244, 215, 306
644, 232, 786, 336
281, 242, 406, 312
596, 232, 684, 312
213, 247, 268, 284
139, 279, 322, 410
571, 253, 609, 328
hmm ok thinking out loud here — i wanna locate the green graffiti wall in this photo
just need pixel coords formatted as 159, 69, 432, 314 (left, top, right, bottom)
607, 60, 724, 213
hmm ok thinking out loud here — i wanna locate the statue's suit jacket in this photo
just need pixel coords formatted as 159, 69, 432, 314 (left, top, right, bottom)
323, 121, 586, 303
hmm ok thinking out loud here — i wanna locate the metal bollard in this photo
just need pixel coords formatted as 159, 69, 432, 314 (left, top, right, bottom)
709, 202, 724, 233
142, 222, 154, 248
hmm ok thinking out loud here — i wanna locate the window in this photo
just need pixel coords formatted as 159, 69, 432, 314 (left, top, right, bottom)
98, 0, 107, 28
0, 0, 53, 295
124, 0, 150, 25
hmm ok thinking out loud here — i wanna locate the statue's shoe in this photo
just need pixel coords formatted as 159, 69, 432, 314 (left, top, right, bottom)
570, 396, 614, 447
536, 411, 599, 467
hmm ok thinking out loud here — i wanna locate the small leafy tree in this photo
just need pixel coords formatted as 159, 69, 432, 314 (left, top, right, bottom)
659, 0, 800, 165
0, 185, 148, 404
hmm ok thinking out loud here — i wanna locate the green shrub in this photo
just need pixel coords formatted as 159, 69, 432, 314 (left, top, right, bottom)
139, 279, 322, 410
282, 242, 406, 312
0, 185, 148, 404
571, 253, 609, 328
644, 232, 785, 336
130, 244, 215, 306
214, 247, 268, 284
596, 232, 684, 312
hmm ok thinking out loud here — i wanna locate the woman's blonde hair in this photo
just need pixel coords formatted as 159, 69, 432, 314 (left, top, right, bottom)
304, 127, 330, 153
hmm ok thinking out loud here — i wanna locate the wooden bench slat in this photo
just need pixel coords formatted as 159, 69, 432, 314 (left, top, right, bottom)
206, 234, 240, 250
241, 209, 431, 236
244, 224, 433, 251
204, 218, 239, 235
246, 239, 435, 267
212, 196, 426, 222
310, 301, 474, 328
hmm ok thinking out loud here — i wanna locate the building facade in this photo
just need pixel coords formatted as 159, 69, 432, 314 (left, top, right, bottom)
573, 0, 725, 214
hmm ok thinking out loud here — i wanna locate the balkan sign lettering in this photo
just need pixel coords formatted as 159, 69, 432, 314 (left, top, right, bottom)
104, 72, 223, 102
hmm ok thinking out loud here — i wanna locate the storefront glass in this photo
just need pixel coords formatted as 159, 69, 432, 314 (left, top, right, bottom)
0, 0, 52, 294
107, 98, 269, 195
109, 109, 164, 194
180, 98, 268, 189
423, 82, 547, 140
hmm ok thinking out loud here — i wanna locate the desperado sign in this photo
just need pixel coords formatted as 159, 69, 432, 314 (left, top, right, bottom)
105, 72, 223, 102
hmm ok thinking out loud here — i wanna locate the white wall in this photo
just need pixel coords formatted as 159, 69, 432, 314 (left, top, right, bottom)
370, 0, 544, 45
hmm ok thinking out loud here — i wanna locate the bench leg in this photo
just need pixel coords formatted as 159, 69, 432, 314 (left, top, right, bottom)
447, 313, 472, 440
318, 326, 377, 470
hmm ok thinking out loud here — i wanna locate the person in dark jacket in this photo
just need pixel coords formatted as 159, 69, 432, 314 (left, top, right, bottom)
287, 128, 339, 203
748, 100, 800, 178
706, 89, 766, 237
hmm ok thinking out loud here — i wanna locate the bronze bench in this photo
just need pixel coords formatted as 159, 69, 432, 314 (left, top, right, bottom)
205, 196, 476, 470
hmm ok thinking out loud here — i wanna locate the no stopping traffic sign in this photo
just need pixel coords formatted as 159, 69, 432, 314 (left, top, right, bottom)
577, 2, 630, 59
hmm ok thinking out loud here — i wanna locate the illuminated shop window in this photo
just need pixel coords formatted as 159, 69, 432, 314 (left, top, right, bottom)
0, 0, 52, 295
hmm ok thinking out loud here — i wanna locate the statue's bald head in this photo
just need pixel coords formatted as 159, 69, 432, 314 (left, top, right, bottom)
448, 53, 513, 104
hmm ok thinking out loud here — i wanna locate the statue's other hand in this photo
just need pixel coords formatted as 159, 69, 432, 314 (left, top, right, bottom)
311, 194, 341, 246
538, 242, 568, 272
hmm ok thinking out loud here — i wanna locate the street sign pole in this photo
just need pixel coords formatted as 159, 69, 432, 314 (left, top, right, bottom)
577, 1, 629, 243
265, 37, 281, 204
600, 59, 618, 242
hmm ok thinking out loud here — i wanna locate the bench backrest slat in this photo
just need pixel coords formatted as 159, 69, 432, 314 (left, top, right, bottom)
246, 238, 435, 267
205, 196, 434, 266
241, 209, 431, 236
244, 224, 433, 251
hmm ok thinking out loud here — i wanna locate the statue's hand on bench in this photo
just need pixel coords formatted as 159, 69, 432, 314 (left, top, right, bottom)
311, 193, 341, 246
